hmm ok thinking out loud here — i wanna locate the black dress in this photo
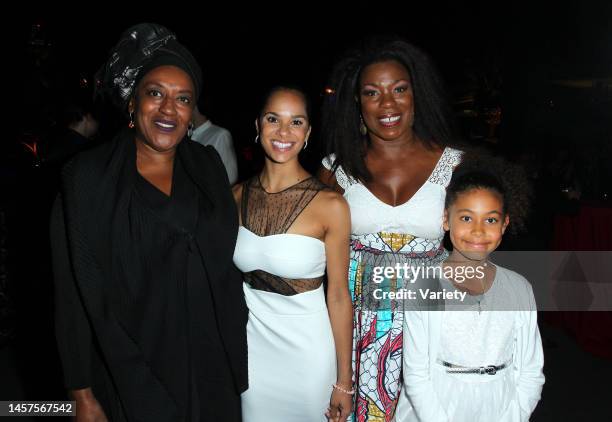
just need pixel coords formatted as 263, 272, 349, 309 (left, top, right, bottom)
128, 159, 240, 421
51, 131, 246, 422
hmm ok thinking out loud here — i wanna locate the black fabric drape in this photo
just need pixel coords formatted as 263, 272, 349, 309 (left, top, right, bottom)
51, 129, 247, 421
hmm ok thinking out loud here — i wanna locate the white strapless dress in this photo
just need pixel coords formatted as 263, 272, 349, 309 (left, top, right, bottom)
233, 226, 337, 421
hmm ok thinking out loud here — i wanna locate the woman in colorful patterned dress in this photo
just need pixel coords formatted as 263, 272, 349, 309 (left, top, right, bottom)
319, 38, 462, 421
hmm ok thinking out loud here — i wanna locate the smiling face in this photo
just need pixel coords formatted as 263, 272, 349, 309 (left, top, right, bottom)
257, 89, 311, 164
444, 188, 510, 262
129, 65, 195, 153
359, 60, 415, 142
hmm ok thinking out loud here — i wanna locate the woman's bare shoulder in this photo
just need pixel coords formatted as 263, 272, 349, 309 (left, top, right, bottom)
313, 188, 349, 219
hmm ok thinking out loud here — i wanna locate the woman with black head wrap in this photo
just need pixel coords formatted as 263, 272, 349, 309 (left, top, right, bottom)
50, 23, 247, 421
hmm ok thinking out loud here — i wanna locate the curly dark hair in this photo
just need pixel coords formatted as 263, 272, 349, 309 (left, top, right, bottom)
445, 152, 532, 234
322, 36, 456, 182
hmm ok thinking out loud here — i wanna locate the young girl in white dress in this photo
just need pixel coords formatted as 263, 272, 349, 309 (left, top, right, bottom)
232, 87, 354, 421
397, 155, 545, 422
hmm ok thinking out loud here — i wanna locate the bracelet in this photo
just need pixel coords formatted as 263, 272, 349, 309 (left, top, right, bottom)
332, 383, 355, 395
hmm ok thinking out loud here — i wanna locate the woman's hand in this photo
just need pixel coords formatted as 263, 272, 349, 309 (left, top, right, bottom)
320, 193, 353, 422
326, 387, 353, 421
71, 388, 108, 422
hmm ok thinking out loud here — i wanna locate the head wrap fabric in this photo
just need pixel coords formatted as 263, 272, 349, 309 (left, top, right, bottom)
96, 23, 202, 111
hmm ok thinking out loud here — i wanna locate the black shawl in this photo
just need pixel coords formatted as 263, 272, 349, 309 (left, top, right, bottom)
51, 129, 247, 421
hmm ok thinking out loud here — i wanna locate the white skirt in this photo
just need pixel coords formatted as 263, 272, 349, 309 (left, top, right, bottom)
241, 283, 337, 422
395, 364, 523, 422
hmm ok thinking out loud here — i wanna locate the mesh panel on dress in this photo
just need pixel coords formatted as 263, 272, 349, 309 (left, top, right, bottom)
241, 176, 329, 295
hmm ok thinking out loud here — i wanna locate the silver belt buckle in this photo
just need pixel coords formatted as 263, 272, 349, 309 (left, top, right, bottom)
479, 365, 497, 375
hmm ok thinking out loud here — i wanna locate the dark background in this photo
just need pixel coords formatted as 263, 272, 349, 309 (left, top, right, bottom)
1, 2, 611, 420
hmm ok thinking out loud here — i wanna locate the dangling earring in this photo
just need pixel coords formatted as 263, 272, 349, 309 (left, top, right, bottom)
359, 116, 368, 136
254, 134, 259, 143
187, 122, 194, 138
128, 111, 135, 129
303, 139, 308, 150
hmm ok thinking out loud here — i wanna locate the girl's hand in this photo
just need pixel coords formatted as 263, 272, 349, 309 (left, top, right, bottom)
325, 388, 353, 421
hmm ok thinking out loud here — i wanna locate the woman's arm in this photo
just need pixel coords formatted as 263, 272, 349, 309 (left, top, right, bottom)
50, 196, 108, 421
322, 192, 353, 421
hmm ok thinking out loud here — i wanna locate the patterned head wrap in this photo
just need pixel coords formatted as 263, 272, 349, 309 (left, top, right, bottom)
96, 23, 202, 111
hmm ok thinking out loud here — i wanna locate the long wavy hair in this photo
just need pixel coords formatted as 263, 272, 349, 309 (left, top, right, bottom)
322, 37, 457, 182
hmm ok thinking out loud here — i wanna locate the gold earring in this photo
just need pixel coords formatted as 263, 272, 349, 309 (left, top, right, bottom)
359, 116, 367, 136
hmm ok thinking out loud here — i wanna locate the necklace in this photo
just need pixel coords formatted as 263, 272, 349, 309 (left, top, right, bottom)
476, 273, 486, 314
444, 261, 489, 314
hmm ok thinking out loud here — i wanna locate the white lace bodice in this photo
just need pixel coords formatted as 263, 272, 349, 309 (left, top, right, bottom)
322, 147, 462, 240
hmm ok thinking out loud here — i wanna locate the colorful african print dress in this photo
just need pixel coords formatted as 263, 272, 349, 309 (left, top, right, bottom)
322, 147, 462, 421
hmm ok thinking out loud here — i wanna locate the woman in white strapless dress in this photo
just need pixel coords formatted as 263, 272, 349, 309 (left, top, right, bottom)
232, 87, 354, 421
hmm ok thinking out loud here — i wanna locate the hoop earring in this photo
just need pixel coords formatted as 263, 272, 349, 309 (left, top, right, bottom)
128, 111, 135, 129
359, 116, 367, 136
187, 122, 194, 138
254, 134, 259, 144
303, 139, 308, 150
